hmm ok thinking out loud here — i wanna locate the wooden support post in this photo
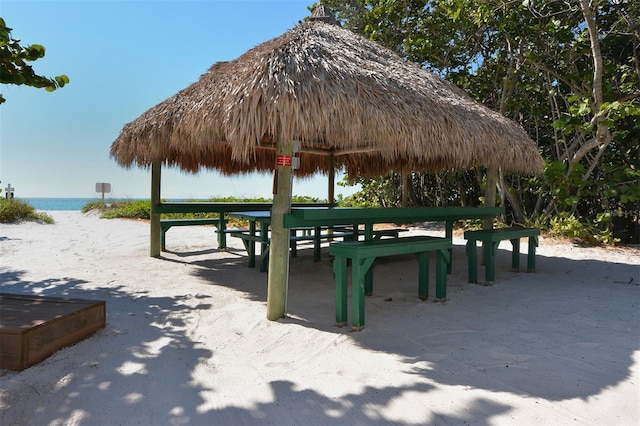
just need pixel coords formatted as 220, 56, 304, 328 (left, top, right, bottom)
150, 161, 161, 258
482, 168, 499, 265
328, 155, 335, 207
401, 170, 409, 208
266, 138, 294, 321
483, 168, 499, 229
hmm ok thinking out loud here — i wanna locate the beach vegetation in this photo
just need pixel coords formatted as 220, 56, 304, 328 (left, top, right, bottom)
84, 195, 325, 223
0, 17, 69, 104
0, 198, 53, 223
99, 200, 150, 220
316, 0, 639, 245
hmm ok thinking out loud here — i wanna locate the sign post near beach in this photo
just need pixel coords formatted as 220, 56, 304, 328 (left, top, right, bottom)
95, 182, 111, 202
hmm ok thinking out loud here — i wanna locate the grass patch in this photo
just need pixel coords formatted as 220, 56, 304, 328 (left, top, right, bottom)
90, 199, 151, 220
0, 198, 54, 224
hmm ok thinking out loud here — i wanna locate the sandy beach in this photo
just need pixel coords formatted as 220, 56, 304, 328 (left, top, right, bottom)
1, 211, 639, 425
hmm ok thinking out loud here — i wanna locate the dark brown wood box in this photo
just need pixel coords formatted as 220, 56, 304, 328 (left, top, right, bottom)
0, 293, 106, 371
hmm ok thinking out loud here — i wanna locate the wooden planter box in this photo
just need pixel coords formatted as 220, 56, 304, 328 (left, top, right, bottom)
0, 293, 106, 371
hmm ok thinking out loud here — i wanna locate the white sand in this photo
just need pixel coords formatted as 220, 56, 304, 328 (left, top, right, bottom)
1, 211, 639, 425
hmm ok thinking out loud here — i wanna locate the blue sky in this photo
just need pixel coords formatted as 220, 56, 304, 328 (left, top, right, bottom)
0, 0, 359, 200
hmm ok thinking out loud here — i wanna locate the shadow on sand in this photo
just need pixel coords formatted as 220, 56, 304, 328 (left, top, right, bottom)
1, 241, 637, 424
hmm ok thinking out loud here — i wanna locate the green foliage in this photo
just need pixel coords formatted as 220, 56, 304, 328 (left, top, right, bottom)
316, 0, 640, 244
99, 200, 151, 220
81, 200, 108, 213
338, 175, 398, 207
84, 196, 325, 221
0, 198, 53, 223
0, 17, 69, 104
544, 212, 619, 246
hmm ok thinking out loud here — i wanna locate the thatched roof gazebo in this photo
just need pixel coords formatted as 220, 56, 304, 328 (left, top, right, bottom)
110, 6, 543, 320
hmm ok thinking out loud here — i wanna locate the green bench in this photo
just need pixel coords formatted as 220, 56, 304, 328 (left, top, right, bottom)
329, 236, 452, 331
288, 226, 405, 260
289, 226, 357, 261
160, 218, 225, 251
464, 227, 540, 285
230, 226, 359, 272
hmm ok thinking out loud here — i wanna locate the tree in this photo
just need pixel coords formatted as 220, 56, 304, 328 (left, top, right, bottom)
0, 17, 69, 104
316, 0, 639, 242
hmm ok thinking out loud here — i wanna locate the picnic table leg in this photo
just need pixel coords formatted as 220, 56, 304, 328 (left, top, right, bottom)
484, 241, 498, 284
445, 221, 454, 274
510, 238, 521, 271
333, 256, 348, 326
435, 248, 449, 300
218, 217, 227, 249
352, 257, 375, 331
466, 240, 478, 283
289, 229, 297, 257
418, 252, 429, 300
160, 225, 169, 252
259, 224, 269, 272
313, 226, 321, 262
247, 222, 256, 268
527, 236, 538, 272
364, 224, 374, 295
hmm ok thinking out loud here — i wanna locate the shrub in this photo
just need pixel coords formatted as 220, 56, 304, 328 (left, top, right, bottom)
81, 200, 108, 213
0, 198, 54, 223
100, 200, 151, 219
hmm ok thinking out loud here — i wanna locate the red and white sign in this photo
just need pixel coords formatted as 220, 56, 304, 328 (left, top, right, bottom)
276, 155, 292, 167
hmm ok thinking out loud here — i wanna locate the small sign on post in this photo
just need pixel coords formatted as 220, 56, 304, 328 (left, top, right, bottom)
95, 182, 111, 202
4, 184, 15, 199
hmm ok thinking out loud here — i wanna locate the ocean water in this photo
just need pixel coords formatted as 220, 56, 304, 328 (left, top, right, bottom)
22, 198, 146, 211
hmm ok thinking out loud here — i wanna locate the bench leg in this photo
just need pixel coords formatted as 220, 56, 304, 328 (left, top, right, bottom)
160, 226, 168, 252
466, 240, 478, 283
527, 236, 538, 272
445, 221, 453, 274
484, 241, 499, 285
435, 249, 449, 300
352, 257, 375, 331
313, 226, 321, 262
218, 218, 227, 249
259, 225, 269, 272
511, 238, 521, 271
333, 256, 348, 327
289, 229, 297, 257
418, 252, 429, 300
247, 222, 256, 268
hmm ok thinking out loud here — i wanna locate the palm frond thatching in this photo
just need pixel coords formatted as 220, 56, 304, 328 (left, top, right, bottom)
110, 19, 543, 176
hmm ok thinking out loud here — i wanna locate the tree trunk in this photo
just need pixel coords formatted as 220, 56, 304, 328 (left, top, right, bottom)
569, 0, 613, 176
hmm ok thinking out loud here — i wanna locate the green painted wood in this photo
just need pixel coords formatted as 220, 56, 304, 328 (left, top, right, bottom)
435, 249, 449, 300
159, 218, 225, 251
329, 236, 452, 258
329, 236, 452, 330
155, 202, 331, 214
528, 236, 538, 272
511, 238, 521, 270
284, 206, 504, 228
464, 227, 540, 284
333, 256, 348, 326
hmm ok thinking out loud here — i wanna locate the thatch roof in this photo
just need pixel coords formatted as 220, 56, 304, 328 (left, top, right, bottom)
110, 18, 543, 177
